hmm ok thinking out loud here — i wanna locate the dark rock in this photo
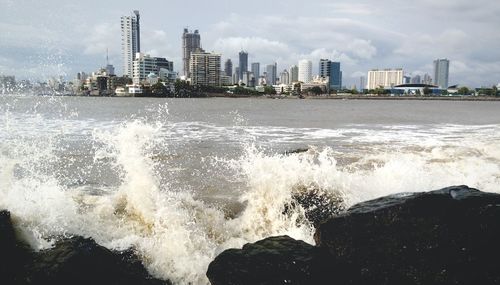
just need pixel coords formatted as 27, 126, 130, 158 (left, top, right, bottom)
315, 185, 500, 284
0, 210, 170, 285
0, 210, 31, 285
287, 185, 345, 228
207, 186, 500, 285
28, 236, 169, 285
207, 236, 331, 285
282, 148, 309, 155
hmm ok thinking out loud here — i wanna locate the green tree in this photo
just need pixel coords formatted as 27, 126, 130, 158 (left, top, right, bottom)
151, 82, 168, 96
308, 86, 323, 95
458, 86, 470, 95
423, 86, 431, 95
493, 85, 498, 96
264, 85, 277, 95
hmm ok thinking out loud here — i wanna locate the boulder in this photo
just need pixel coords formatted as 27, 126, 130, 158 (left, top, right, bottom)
315, 185, 500, 284
207, 186, 500, 285
29, 236, 169, 285
207, 235, 331, 285
0, 210, 170, 285
0, 210, 31, 284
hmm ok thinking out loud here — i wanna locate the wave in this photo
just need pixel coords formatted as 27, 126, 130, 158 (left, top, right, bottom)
1, 98, 499, 284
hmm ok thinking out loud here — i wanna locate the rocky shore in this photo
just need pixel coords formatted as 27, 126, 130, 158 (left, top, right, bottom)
3, 185, 500, 285
207, 185, 500, 285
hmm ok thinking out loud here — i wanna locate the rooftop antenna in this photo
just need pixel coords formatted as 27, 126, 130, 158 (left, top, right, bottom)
106, 48, 109, 66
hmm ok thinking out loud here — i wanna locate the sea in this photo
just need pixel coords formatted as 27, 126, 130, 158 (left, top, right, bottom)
1, 95, 499, 284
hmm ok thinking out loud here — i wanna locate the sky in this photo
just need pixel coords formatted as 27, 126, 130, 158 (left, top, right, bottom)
1, 0, 499, 88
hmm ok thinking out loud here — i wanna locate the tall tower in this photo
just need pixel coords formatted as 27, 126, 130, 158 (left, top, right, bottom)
224, 59, 233, 77
182, 29, 201, 78
298, 59, 312, 83
238, 51, 248, 80
433, 59, 450, 89
265, 63, 277, 85
121, 10, 141, 77
251, 63, 260, 79
289, 65, 299, 83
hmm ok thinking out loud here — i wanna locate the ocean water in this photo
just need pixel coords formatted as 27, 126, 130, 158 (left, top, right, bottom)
1, 95, 499, 284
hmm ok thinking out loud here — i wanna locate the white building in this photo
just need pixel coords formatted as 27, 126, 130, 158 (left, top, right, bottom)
189, 50, 221, 87
121, 10, 140, 78
367, 68, 404, 89
298, 60, 312, 83
132, 53, 174, 84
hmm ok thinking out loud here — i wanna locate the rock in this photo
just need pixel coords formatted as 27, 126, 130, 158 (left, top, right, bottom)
0, 210, 31, 284
315, 185, 500, 284
284, 185, 345, 228
207, 186, 500, 285
0, 210, 170, 285
207, 236, 331, 285
29, 236, 169, 285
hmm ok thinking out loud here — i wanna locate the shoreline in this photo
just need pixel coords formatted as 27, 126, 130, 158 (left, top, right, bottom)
6, 92, 500, 101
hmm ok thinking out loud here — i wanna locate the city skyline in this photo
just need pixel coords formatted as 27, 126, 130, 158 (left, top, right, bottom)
1, 0, 499, 87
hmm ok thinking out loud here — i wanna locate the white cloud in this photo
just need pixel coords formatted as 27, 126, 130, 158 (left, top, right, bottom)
83, 22, 120, 56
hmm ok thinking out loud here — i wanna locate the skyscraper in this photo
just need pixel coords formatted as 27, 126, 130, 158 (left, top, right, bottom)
251, 63, 260, 80
266, 63, 277, 85
279, 69, 290, 85
224, 59, 233, 77
289, 65, 299, 83
121, 10, 141, 78
298, 60, 312, 83
319, 59, 342, 90
238, 51, 248, 80
330, 62, 342, 90
433, 59, 450, 89
182, 29, 201, 78
411, 74, 421, 84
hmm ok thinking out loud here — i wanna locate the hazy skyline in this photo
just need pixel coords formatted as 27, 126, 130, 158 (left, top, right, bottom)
1, 0, 499, 87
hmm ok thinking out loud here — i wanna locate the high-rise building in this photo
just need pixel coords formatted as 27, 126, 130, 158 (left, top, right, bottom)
238, 51, 248, 80
182, 29, 201, 78
121, 10, 141, 77
319, 59, 342, 90
224, 59, 233, 77
265, 63, 277, 85
279, 69, 290, 85
242, 71, 255, 87
423, 73, 433, 85
251, 63, 260, 80
360, 76, 366, 90
289, 65, 299, 83
189, 49, 221, 87
433, 58, 450, 89
366, 68, 404, 89
411, 74, 421, 84
132, 53, 174, 84
298, 60, 312, 84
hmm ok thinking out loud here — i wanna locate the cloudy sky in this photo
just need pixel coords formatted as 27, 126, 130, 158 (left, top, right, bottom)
1, 0, 499, 87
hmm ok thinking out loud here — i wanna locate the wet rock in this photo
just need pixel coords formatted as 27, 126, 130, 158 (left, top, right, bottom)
0, 210, 170, 285
281, 148, 309, 155
207, 236, 331, 285
29, 236, 169, 285
284, 185, 345, 228
315, 185, 500, 284
0, 210, 31, 284
208, 186, 500, 285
